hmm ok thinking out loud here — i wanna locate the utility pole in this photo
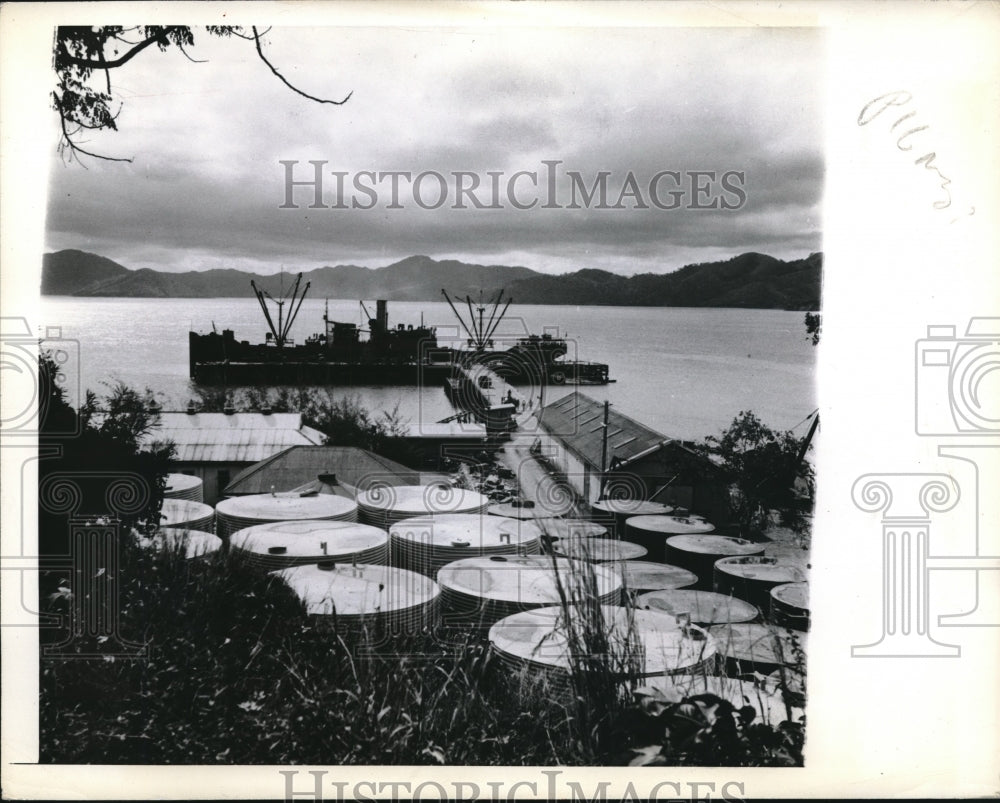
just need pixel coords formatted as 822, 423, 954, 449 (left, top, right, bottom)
599, 399, 610, 497
795, 411, 820, 468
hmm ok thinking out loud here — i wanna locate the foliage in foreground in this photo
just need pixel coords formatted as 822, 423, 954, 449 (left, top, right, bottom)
39, 541, 804, 766
619, 684, 804, 767
698, 410, 815, 539
188, 385, 416, 465
41, 543, 574, 765
38, 358, 805, 765
37, 357, 173, 572
803, 311, 821, 346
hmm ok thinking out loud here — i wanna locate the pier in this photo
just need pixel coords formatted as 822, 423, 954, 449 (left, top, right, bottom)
444, 361, 526, 435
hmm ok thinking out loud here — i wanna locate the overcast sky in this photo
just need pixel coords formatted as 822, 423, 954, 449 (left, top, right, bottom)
45, 25, 823, 276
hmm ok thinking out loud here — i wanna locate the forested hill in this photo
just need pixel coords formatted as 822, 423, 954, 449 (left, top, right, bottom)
42, 250, 822, 310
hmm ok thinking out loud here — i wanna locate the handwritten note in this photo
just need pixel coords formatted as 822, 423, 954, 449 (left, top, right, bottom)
858, 90, 975, 222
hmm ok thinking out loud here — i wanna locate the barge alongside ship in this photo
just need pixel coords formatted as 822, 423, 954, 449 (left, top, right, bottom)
188, 275, 611, 387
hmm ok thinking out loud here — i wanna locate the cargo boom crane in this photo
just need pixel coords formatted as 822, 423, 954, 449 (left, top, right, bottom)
441, 287, 611, 385
441, 288, 512, 352
251, 272, 310, 348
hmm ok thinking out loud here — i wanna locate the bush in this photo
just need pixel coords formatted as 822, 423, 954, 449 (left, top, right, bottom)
40, 540, 576, 764
41, 369, 806, 766
698, 410, 815, 539
37, 356, 172, 581
617, 681, 805, 766
40, 536, 806, 765
187, 386, 413, 463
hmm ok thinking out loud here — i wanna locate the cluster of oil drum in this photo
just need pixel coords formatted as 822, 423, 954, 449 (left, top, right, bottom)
152, 474, 809, 718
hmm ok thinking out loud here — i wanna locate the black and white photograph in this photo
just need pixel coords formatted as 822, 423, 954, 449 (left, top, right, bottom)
1, 1, 997, 799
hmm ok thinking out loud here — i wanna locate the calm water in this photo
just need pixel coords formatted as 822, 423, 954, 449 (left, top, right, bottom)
40, 297, 816, 442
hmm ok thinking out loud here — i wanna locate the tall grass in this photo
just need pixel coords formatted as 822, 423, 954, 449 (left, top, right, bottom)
40, 525, 804, 765
541, 548, 644, 762
40, 535, 585, 764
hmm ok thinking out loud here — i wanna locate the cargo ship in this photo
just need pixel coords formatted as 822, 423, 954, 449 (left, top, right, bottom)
188, 275, 611, 386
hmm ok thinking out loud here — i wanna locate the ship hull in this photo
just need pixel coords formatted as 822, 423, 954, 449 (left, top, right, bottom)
190, 360, 453, 386
188, 330, 611, 386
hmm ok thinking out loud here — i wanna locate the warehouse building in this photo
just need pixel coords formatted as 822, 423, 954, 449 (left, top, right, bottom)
533, 392, 730, 522
141, 410, 326, 504
222, 444, 421, 498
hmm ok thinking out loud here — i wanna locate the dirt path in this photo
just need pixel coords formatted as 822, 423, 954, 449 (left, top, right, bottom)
495, 430, 591, 518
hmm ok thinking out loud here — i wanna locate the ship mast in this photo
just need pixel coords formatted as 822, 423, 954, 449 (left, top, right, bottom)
251, 271, 311, 348
441, 288, 512, 352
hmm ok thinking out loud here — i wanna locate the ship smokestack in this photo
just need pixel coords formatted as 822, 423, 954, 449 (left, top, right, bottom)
376, 299, 388, 334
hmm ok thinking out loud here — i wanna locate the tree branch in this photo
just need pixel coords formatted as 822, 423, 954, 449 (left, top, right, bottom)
226, 27, 269, 41
251, 26, 352, 106
96, 49, 112, 94
177, 42, 207, 64
57, 98, 133, 164
52, 25, 352, 164
58, 31, 166, 71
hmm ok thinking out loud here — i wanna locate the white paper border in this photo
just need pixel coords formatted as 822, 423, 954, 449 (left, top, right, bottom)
3, 1, 999, 798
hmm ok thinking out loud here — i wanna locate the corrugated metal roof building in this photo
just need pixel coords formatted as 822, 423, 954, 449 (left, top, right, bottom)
396, 422, 493, 469
142, 412, 326, 504
223, 445, 421, 498
534, 392, 729, 522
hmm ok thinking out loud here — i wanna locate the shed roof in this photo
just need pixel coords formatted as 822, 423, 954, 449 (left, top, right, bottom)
223, 445, 420, 497
402, 422, 489, 439
537, 392, 672, 470
143, 412, 326, 464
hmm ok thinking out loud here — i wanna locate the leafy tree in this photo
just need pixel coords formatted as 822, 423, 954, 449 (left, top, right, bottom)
78, 381, 164, 449
302, 392, 408, 453
617, 683, 804, 767
804, 312, 821, 345
53, 25, 351, 162
698, 410, 814, 539
187, 385, 413, 463
37, 353, 174, 583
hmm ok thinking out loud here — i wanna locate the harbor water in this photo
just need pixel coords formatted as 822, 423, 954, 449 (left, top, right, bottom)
39, 297, 816, 442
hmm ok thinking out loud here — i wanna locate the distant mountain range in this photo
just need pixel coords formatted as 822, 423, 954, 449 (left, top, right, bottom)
41, 250, 822, 310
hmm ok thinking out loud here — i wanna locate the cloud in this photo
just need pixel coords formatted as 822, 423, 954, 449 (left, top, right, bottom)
45, 24, 824, 275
